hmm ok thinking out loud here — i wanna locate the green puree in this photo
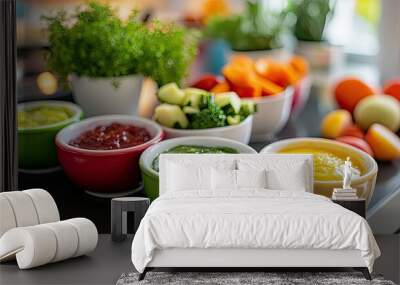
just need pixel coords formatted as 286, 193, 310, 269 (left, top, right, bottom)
18, 106, 73, 128
152, 145, 238, 172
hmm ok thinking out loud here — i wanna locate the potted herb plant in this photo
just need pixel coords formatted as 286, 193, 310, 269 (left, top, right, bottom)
288, 0, 341, 70
44, 2, 198, 117
205, 0, 289, 62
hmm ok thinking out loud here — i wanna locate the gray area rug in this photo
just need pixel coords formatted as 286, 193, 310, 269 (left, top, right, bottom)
117, 272, 395, 285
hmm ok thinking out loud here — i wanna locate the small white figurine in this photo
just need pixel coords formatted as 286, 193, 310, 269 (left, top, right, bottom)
343, 157, 353, 189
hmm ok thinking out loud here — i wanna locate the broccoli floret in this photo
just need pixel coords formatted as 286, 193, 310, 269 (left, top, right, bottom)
239, 101, 257, 117
189, 96, 226, 129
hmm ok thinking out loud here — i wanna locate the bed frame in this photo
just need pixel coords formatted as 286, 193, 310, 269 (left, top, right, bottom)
138, 154, 372, 281
138, 248, 371, 280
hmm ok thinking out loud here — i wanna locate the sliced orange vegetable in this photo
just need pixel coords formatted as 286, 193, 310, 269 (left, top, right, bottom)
229, 81, 261, 98
230, 55, 254, 69
254, 76, 284, 95
254, 58, 296, 88
333, 77, 376, 112
222, 64, 256, 88
289, 56, 309, 78
211, 81, 230, 93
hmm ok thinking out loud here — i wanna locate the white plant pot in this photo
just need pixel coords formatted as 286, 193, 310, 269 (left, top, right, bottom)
230, 48, 291, 61
71, 74, 144, 117
295, 41, 344, 71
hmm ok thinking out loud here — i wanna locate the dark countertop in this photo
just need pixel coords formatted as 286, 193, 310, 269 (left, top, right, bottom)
17, 88, 400, 233
0, 235, 134, 285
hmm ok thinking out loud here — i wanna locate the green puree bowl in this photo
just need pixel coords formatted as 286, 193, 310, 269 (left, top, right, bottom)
18, 101, 83, 170
139, 136, 257, 200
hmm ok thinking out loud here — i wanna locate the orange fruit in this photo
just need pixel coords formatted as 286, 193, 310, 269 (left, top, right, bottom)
333, 77, 376, 112
365, 124, 400, 161
320, 109, 352, 139
383, 79, 400, 101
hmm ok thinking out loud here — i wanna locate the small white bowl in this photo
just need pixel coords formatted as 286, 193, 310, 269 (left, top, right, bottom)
160, 116, 253, 144
249, 87, 294, 142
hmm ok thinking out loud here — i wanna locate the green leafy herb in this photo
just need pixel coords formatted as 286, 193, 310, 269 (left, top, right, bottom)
189, 96, 226, 129
287, 0, 333, 42
205, 0, 288, 51
43, 2, 198, 87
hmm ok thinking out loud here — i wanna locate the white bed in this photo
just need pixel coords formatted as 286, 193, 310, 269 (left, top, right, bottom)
131, 154, 380, 280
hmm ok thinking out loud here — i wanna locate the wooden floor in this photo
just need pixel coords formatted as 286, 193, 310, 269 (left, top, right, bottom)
0, 234, 398, 285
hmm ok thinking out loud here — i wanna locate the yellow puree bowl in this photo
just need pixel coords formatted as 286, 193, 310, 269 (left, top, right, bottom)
261, 138, 378, 205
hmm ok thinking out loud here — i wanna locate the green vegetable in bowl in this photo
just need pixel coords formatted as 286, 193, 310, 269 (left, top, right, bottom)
158, 83, 186, 105
152, 145, 239, 171
153, 83, 256, 129
215, 92, 241, 114
18, 106, 73, 128
182, 88, 209, 109
189, 96, 226, 129
153, 104, 189, 129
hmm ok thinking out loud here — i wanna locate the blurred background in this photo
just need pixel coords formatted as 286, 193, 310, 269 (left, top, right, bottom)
16, 0, 393, 102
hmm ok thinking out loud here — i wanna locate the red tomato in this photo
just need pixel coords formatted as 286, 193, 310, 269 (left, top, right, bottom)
383, 79, 400, 101
190, 74, 220, 91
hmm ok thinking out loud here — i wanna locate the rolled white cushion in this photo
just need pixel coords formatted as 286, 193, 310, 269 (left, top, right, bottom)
0, 196, 17, 237
0, 226, 57, 269
0, 218, 98, 269
23, 189, 60, 224
1, 192, 39, 227
42, 221, 79, 262
65, 218, 98, 257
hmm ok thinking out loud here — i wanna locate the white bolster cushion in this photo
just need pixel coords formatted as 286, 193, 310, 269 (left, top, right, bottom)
65, 218, 98, 257
0, 189, 60, 239
23, 189, 60, 224
0, 218, 98, 269
0, 196, 17, 237
1, 191, 39, 228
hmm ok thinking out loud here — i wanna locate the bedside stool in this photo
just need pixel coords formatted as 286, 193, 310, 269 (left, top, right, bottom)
332, 198, 366, 218
111, 197, 150, 242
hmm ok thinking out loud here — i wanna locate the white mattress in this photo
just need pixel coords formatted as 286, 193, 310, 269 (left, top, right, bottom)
131, 190, 380, 273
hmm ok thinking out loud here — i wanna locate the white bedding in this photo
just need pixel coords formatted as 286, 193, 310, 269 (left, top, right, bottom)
131, 190, 380, 273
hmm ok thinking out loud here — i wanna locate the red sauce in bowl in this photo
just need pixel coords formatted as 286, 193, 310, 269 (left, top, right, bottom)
69, 123, 151, 150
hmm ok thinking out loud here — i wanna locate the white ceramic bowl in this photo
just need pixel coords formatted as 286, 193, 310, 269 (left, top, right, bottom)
140, 136, 257, 200
291, 75, 312, 117
160, 116, 253, 144
260, 138, 378, 205
249, 87, 294, 142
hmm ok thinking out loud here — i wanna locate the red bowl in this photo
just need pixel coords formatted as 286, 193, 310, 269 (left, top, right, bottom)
56, 115, 164, 193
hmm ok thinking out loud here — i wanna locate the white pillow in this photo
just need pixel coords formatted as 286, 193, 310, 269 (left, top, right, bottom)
236, 169, 267, 189
211, 169, 267, 190
159, 154, 237, 195
166, 162, 212, 191
211, 168, 237, 190
237, 158, 310, 192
